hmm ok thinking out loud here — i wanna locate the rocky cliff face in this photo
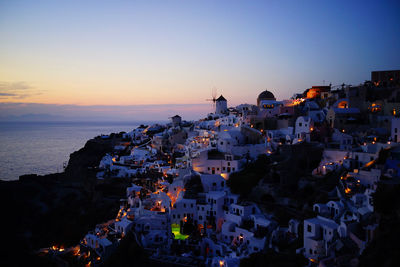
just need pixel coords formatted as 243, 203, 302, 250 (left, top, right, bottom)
0, 136, 130, 266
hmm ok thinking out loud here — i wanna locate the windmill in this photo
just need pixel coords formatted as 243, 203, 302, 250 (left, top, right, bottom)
206, 87, 218, 112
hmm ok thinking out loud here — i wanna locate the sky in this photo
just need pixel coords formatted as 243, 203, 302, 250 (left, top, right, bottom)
0, 0, 399, 121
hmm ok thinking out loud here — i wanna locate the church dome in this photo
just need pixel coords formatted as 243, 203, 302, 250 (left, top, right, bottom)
257, 90, 275, 105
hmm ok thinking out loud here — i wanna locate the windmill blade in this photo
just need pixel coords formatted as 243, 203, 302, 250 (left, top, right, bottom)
212, 87, 217, 101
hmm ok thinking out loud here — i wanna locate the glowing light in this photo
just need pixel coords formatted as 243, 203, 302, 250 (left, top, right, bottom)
171, 224, 189, 240
364, 160, 375, 168
345, 188, 351, 194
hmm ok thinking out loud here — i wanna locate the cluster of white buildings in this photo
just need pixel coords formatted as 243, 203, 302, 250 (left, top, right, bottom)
79, 84, 400, 266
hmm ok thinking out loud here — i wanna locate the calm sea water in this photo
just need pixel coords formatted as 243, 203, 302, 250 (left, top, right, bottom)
0, 121, 139, 181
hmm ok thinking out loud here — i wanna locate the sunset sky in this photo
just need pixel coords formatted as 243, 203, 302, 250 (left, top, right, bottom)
0, 0, 399, 120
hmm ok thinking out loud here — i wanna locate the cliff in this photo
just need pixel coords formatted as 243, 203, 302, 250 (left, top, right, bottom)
0, 135, 130, 266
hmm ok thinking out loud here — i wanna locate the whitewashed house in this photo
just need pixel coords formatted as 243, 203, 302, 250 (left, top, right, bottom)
391, 117, 400, 142
303, 216, 340, 260
294, 116, 314, 142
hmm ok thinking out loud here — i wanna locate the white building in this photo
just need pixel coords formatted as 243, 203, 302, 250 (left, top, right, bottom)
303, 216, 339, 260
331, 129, 353, 150
192, 150, 245, 177
391, 117, 400, 142
295, 116, 314, 142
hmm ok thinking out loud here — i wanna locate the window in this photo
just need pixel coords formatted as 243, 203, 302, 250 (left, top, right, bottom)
199, 215, 202, 220
223, 167, 226, 171
309, 249, 313, 254
191, 204, 194, 208
299, 122, 302, 127
184, 204, 186, 208
395, 128, 398, 133
173, 214, 176, 219
370, 157, 374, 161
228, 162, 231, 166
307, 224, 312, 232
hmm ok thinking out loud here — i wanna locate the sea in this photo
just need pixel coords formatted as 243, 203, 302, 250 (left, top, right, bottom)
0, 121, 140, 181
